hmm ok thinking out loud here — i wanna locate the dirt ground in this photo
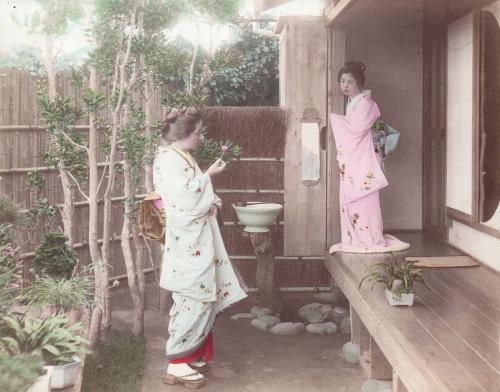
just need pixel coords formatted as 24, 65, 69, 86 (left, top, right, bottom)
112, 284, 365, 392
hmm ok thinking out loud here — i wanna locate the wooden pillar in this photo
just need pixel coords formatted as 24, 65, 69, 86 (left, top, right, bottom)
355, 305, 393, 381
392, 371, 409, 392
327, 27, 345, 248
276, 16, 328, 256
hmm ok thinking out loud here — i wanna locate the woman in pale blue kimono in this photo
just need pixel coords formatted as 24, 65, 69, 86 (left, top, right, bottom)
153, 108, 247, 388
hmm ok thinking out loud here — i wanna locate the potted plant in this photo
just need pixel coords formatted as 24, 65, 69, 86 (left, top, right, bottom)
0, 313, 89, 389
32, 232, 77, 279
20, 276, 94, 323
359, 259, 427, 306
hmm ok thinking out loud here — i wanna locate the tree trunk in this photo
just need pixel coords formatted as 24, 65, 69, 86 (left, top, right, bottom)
121, 160, 144, 335
44, 35, 75, 247
144, 75, 155, 193
100, 9, 137, 335
87, 66, 103, 346
58, 167, 74, 246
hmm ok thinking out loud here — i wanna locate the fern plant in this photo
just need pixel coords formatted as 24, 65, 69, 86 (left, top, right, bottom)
20, 276, 94, 313
0, 313, 89, 365
359, 259, 427, 296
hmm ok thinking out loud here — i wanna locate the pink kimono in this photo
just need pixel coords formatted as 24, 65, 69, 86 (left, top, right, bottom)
329, 92, 409, 253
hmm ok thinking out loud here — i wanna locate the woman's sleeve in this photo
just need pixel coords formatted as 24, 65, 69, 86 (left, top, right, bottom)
331, 98, 381, 136
213, 193, 222, 209
155, 154, 215, 218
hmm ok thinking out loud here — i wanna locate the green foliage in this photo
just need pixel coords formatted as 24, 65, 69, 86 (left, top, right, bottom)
28, 197, 58, 220
207, 23, 279, 106
0, 196, 26, 290
20, 276, 94, 313
0, 313, 89, 365
189, 0, 240, 22
82, 329, 146, 392
38, 94, 88, 183
163, 83, 209, 109
359, 259, 427, 296
0, 353, 44, 392
82, 89, 106, 114
0, 271, 19, 315
0, 195, 23, 226
28, 0, 84, 37
192, 132, 241, 167
26, 172, 45, 189
32, 232, 78, 279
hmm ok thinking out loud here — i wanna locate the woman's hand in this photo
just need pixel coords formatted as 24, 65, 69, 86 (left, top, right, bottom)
207, 159, 226, 177
209, 205, 218, 218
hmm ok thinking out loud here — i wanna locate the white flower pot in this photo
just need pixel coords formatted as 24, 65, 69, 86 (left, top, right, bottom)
27, 367, 52, 392
44, 356, 81, 389
384, 288, 414, 306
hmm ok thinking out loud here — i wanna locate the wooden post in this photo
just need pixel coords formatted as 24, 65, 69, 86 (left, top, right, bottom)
392, 371, 409, 392
357, 309, 393, 381
245, 231, 281, 309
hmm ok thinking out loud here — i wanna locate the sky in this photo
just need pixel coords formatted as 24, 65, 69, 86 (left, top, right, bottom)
0, 0, 326, 67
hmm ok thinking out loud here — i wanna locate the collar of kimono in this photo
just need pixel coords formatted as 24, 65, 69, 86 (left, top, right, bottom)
347, 90, 371, 109
168, 145, 195, 168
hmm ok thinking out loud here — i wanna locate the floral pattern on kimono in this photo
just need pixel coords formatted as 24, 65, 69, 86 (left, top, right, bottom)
329, 92, 410, 254
153, 147, 247, 359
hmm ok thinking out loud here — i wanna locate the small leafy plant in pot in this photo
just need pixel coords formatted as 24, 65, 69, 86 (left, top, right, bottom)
0, 313, 89, 389
359, 259, 427, 306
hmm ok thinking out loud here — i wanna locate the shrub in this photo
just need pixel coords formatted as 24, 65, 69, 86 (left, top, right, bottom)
32, 232, 78, 278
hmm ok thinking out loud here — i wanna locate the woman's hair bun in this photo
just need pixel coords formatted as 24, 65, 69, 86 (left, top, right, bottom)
345, 61, 366, 72
165, 110, 179, 123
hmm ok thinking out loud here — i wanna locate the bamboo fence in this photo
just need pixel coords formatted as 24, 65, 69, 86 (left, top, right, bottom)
0, 67, 329, 289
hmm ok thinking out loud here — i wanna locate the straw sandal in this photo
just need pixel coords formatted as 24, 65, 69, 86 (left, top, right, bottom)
162, 372, 207, 389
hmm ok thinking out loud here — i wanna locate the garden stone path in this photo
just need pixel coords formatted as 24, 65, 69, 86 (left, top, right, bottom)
112, 283, 365, 392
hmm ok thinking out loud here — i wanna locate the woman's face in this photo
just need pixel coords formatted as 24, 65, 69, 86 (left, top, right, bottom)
180, 120, 204, 151
339, 73, 361, 98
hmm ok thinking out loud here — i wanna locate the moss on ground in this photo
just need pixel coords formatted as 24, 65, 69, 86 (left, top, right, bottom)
82, 330, 146, 392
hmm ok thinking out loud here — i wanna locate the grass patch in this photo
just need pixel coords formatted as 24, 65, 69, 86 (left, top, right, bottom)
82, 330, 146, 392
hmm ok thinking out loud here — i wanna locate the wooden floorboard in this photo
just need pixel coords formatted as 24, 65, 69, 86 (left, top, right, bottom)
415, 290, 500, 390
431, 270, 500, 322
423, 273, 499, 343
324, 231, 500, 392
329, 252, 479, 391
411, 295, 494, 392
352, 253, 480, 392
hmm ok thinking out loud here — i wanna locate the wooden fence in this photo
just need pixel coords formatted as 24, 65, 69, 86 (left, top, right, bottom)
0, 67, 330, 290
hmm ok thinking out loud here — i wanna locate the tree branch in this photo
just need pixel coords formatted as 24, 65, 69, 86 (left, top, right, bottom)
57, 127, 89, 152
65, 170, 89, 201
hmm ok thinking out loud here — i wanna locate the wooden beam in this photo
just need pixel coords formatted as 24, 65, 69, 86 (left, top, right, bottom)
325, 0, 359, 27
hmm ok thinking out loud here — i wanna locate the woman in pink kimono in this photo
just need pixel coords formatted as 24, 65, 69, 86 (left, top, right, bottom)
153, 108, 247, 388
329, 62, 409, 254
